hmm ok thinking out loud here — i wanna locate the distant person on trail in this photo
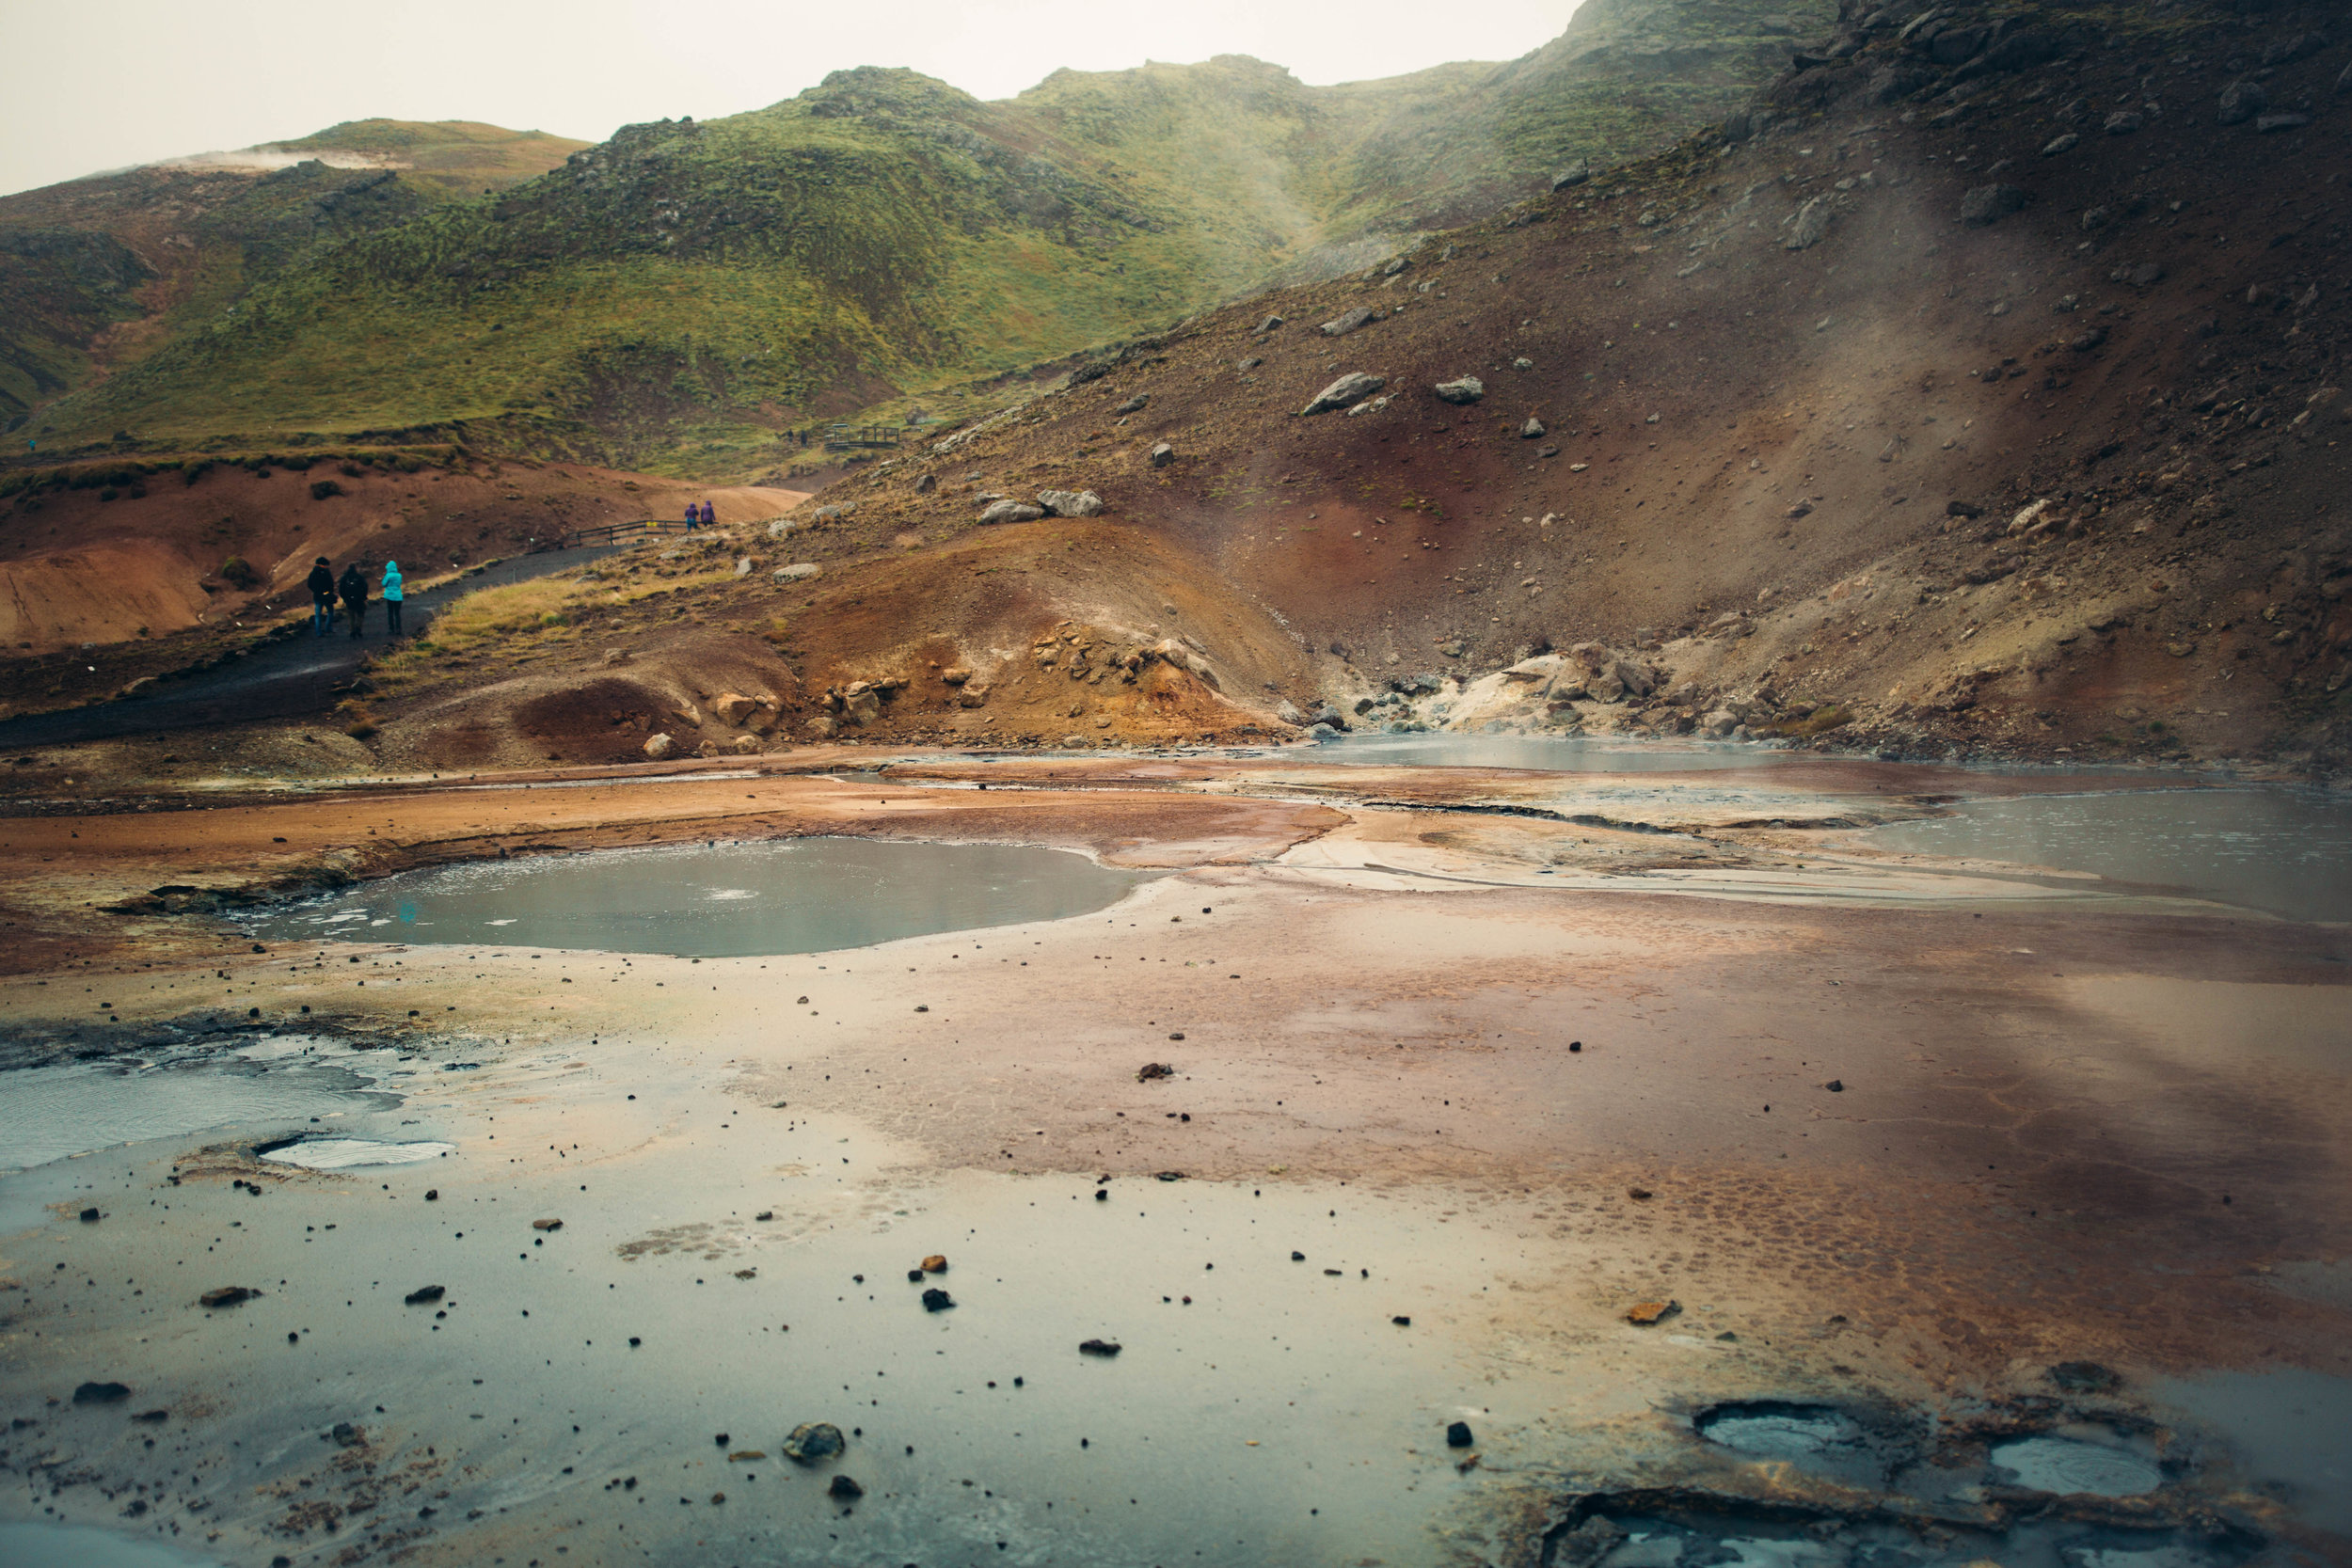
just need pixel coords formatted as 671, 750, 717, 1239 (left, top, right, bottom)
338, 564, 368, 639
683, 502, 699, 531
307, 557, 336, 637
700, 499, 717, 528
381, 560, 405, 636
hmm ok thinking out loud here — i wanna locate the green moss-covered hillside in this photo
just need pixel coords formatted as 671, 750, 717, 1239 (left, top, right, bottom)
20, 0, 1830, 471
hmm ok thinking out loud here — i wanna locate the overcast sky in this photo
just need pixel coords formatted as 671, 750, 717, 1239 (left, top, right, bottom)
3, 0, 1581, 197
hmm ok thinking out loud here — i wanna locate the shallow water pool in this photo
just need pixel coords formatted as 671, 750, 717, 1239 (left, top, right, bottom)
1856, 787, 2352, 922
1301, 733, 1794, 772
0, 1041, 394, 1177
241, 837, 1157, 958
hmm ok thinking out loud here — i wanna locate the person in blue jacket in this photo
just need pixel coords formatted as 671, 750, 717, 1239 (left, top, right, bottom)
381, 560, 405, 636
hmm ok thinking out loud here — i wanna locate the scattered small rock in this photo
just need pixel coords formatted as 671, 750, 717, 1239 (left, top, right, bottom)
781, 1422, 846, 1464
921, 1288, 955, 1312
1150, 441, 1175, 468
199, 1286, 258, 1308
1520, 418, 1546, 439
1446, 1420, 1474, 1449
1136, 1062, 1175, 1082
1433, 376, 1486, 405
404, 1285, 446, 1306
1392, 1315, 1411, 1326
920, 1255, 948, 1274
78, 1207, 102, 1224
1624, 1300, 1681, 1326
1823, 1079, 1845, 1093
1320, 307, 1380, 337
73, 1382, 132, 1405
1079, 1338, 1122, 1356
532, 1218, 563, 1231
1627, 1187, 1653, 1201
331, 1422, 365, 1448
828, 1474, 865, 1499
977, 499, 1046, 525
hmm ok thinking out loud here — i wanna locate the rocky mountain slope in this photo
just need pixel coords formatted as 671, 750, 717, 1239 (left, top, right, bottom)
14, 1, 1828, 472
331, 0, 2350, 776
0, 121, 585, 431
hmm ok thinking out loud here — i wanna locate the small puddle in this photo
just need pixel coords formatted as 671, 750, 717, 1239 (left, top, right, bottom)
258, 1137, 455, 1170
1988, 1433, 2165, 1497
1856, 787, 2352, 922
0, 1038, 395, 1177
240, 837, 1158, 957
1693, 1402, 1865, 1460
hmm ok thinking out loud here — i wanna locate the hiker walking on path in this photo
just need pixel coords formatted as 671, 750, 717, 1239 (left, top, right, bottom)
684, 501, 699, 531
381, 560, 405, 636
307, 558, 336, 637
337, 563, 369, 639
700, 499, 717, 527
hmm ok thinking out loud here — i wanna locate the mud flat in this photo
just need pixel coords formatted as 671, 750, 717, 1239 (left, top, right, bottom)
0, 755, 2345, 1565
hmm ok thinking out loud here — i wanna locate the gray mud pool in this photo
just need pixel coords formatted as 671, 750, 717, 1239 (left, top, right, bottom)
241, 837, 1156, 958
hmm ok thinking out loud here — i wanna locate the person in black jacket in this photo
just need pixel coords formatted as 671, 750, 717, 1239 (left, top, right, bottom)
307, 558, 335, 637
337, 563, 369, 639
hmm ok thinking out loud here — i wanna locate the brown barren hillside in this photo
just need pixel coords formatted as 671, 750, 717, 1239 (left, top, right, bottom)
437, 0, 2337, 772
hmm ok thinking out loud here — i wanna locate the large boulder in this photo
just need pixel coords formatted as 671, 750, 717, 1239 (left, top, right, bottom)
1301, 372, 1384, 416
1433, 376, 1485, 405
977, 499, 1045, 525
643, 733, 674, 760
1785, 197, 1833, 250
1150, 441, 1175, 467
2217, 80, 2266, 125
1960, 183, 2029, 227
1551, 160, 1589, 189
712, 692, 758, 726
1038, 489, 1104, 517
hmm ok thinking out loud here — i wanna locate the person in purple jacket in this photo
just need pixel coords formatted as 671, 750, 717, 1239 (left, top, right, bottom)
700, 499, 717, 527
683, 501, 699, 531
